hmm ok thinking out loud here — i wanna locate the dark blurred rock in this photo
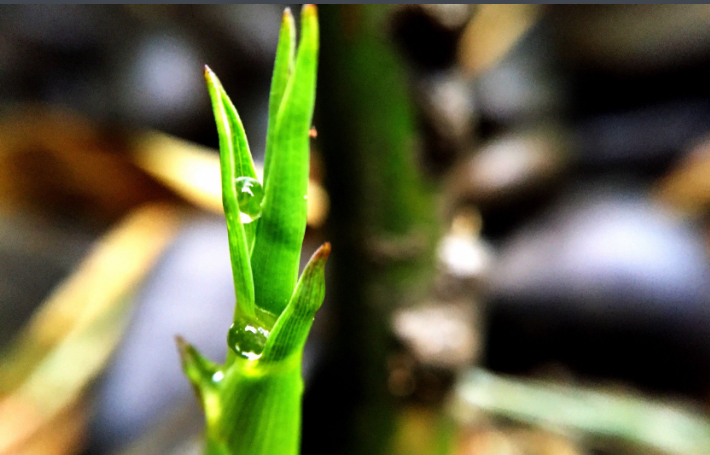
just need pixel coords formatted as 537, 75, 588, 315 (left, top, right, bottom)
0, 5, 114, 52
0, 5, 278, 149
656, 133, 710, 216
573, 100, 710, 176
388, 304, 466, 405
0, 211, 95, 348
391, 4, 475, 71
449, 126, 569, 209
485, 183, 710, 395
472, 23, 565, 126
200, 4, 282, 67
415, 70, 477, 172
436, 207, 492, 289
393, 301, 478, 370
457, 5, 542, 77
552, 5, 710, 73
114, 30, 206, 132
0, 5, 119, 116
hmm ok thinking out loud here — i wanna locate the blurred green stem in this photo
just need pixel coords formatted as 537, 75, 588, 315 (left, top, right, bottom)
312, 5, 439, 455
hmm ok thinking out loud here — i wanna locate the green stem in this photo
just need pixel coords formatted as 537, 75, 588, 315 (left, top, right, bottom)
204, 359, 303, 455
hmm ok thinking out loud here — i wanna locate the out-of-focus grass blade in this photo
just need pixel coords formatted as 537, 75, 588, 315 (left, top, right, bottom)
263, 8, 296, 185
261, 243, 329, 363
0, 203, 181, 455
252, 5, 319, 315
205, 66, 256, 320
452, 368, 710, 455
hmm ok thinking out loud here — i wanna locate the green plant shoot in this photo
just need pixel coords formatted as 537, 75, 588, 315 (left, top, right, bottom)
177, 5, 325, 455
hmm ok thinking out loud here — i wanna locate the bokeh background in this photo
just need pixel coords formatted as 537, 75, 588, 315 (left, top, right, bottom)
4, 4, 710, 455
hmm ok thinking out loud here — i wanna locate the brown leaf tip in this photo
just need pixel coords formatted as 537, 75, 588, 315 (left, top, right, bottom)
175, 335, 190, 357
303, 4, 317, 17
314, 242, 331, 262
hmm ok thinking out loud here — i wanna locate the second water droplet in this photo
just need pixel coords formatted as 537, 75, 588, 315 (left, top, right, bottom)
234, 176, 264, 223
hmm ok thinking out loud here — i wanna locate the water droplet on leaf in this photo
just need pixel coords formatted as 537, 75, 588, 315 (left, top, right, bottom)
227, 310, 275, 360
234, 176, 264, 223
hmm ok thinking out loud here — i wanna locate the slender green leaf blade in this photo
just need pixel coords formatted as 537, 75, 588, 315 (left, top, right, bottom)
204, 66, 258, 181
205, 66, 259, 249
251, 5, 319, 315
261, 242, 329, 363
263, 7, 296, 185
205, 66, 256, 319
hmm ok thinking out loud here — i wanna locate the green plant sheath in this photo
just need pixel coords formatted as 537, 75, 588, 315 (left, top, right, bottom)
177, 6, 324, 455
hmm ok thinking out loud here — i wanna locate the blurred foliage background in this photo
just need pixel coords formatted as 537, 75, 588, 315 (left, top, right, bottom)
5, 4, 710, 455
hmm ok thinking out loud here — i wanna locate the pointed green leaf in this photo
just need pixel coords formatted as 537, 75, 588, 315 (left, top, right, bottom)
176, 336, 219, 401
204, 65, 258, 248
263, 7, 296, 185
204, 65, 258, 181
251, 4, 319, 315
205, 66, 256, 320
261, 242, 329, 363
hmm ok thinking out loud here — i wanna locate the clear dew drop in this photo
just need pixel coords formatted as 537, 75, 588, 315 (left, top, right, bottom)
227, 316, 270, 360
234, 176, 264, 223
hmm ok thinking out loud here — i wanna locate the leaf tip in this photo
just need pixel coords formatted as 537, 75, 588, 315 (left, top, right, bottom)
204, 64, 214, 80
175, 335, 189, 358
204, 65, 223, 91
176, 336, 205, 371
261, 242, 329, 362
315, 241, 331, 262
282, 6, 293, 22
176, 335, 218, 388
302, 4, 318, 17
